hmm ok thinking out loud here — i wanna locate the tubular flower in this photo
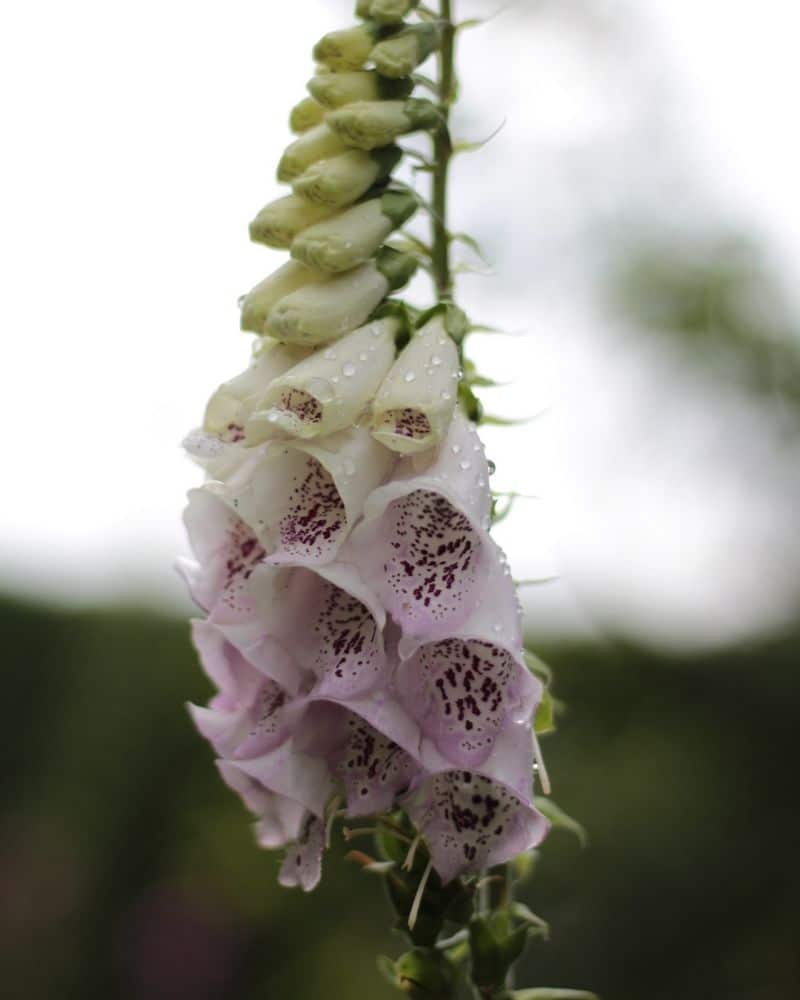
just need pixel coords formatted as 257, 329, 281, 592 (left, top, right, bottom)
246, 317, 399, 440
182, 0, 552, 911
371, 313, 461, 453
290, 191, 418, 273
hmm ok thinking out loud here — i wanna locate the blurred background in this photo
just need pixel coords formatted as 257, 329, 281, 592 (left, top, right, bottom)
2, 1, 799, 997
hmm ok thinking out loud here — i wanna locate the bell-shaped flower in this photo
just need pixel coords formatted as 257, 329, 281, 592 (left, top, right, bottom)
347, 410, 493, 640
277, 124, 350, 183
266, 249, 417, 346
292, 146, 402, 209
405, 765, 547, 884
178, 486, 266, 619
240, 260, 327, 335
369, 0, 420, 24
184, 340, 310, 480
230, 424, 394, 565
394, 541, 542, 768
289, 96, 326, 134
249, 195, 337, 250
220, 561, 391, 702
370, 23, 440, 79
307, 70, 413, 110
371, 315, 460, 453
327, 99, 439, 151
313, 22, 383, 72
245, 318, 398, 440
188, 619, 303, 760
291, 191, 417, 274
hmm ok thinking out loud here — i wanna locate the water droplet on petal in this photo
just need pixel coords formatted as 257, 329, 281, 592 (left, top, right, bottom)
477, 477, 486, 488
451, 444, 462, 455
324, 348, 337, 361
237, 294, 247, 308
431, 354, 442, 367
342, 362, 356, 377
459, 460, 471, 471
492, 623, 503, 633
358, 352, 368, 362
404, 371, 416, 383
440, 391, 452, 401
487, 459, 496, 475
306, 377, 335, 403
343, 457, 356, 476
331, 375, 340, 384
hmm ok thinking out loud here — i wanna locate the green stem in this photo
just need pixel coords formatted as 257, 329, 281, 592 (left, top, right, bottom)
431, 0, 455, 300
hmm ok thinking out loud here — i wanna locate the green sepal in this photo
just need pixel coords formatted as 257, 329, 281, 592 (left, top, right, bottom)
534, 798, 587, 847
523, 650, 553, 686
535, 688, 557, 735
371, 143, 405, 177
403, 97, 442, 131
372, 298, 419, 348
372, 22, 441, 79
381, 188, 419, 228
415, 301, 469, 343
510, 902, 550, 941
375, 817, 413, 865
375, 246, 418, 291
378, 75, 417, 100
394, 948, 454, 998
458, 382, 484, 423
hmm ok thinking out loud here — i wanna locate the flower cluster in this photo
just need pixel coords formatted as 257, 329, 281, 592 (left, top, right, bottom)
180, 0, 548, 894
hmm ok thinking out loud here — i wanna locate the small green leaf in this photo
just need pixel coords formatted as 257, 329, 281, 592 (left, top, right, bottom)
376, 955, 398, 985
534, 798, 587, 847
523, 650, 553, 685
535, 688, 556, 735
449, 231, 491, 265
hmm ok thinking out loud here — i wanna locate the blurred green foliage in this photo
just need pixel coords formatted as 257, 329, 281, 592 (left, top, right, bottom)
2, 594, 798, 999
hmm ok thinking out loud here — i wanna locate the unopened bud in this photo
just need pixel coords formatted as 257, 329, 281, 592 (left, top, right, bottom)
313, 23, 382, 72
267, 250, 415, 346
355, 0, 373, 17
249, 195, 337, 249
370, 23, 440, 79
308, 70, 413, 110
291, 190, 417, 273
277, 124, 349, 183
246, 318, 398, 441
372, 314, 459, 453
292, 146, 402, 208
289, 96, 326, 134
328, 98, 439, 150
370, 0, 420, 25
240, 260, 327, 335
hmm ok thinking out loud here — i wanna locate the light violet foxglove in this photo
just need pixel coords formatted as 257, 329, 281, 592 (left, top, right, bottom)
326, 99, 440, 151
227, 425, 394, 566
266, 248, 417, 345
290, 191, 418, 274
307, 70, 414, 110
245, 317, 399, 440
292, 146, 402, 208
371, 313, 461, 453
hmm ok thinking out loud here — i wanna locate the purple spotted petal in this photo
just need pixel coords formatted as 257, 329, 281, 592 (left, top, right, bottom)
228, 426, 393, 567
180, 488, 265, 618
405, 768, 548, 884
279, 812, 325, 892
347, 412, 494, 640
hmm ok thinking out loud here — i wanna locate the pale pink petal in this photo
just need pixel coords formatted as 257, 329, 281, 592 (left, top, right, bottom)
405, 768, 548, 884
335, 710, 420, 817
216, 761, 305, 848
229, 740, 335, 820
278, 812, 325, 892
346, 412, 494, 640
228, 426, 394, 566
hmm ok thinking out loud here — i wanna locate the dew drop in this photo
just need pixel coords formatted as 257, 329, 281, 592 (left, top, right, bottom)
441, 391, 452, 401
324, 348, 337, 361
459, 460, 471, 471
477, 477, 486, 488
451, 444, 462, 455
342, 362, 357, 377
492, 623, 503, 633
431, 354, 442, 367
343, 457, 356, 476
487, 459, 496, 475
358, 352, 368, 362
331, 375, 340, 384
404, 371, 416, 383
237, 294, 247, 308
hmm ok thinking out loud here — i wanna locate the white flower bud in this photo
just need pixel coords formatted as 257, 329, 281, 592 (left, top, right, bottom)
277, 124, 349, 183
313, 23, 381, 72
307, 70, 413, 110
292, 147, 401, 209
240, 260, 328, 335
370, 23, 440, 79
355, 0, 373, 17
267, 249, 416, 347
371, 315, 460, 453
289, 96, 326, 134
290, 191, 417, 273
245, 318, 399, 441
249, 195, 337, 250
369, 0, 420, 24
327, 99, 439, 151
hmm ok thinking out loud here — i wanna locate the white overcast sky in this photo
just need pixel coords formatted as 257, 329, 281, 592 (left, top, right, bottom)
1, 0, 799, 649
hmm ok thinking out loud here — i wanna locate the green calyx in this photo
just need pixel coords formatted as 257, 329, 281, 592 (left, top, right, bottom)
380, 188, 419, 227
375, 246, 418, 291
